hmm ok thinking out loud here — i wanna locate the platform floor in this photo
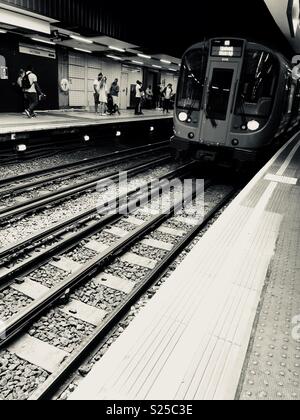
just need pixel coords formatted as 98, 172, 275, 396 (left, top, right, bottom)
0, 109, 172, 135
70, 132, 300, 401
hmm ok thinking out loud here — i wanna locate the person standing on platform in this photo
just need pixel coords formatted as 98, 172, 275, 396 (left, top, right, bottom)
99, 76, 108, 116
93, 73, 103, 114
110, 78, 121, 115
16, 69, 26, 111
162, 83, 173, 114
23, 65, 40, 118
145, 85, 153, 109
134, 80, 144, 115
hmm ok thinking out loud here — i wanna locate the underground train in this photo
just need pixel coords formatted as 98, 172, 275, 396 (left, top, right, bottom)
171, 38, 300, 166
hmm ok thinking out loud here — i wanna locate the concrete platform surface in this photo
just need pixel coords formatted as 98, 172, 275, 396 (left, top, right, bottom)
0, 109, 172, 135
70, 132, 300, 401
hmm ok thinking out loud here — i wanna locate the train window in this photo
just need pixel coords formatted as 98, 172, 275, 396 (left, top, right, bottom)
235, 50, 278, 118
206, 69, 234, 121
177, 48, 208, 111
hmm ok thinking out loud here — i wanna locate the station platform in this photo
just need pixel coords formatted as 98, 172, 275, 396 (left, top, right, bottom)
70, 130, 300, 401
0, 109, 173, 151
0, 109, 172, 136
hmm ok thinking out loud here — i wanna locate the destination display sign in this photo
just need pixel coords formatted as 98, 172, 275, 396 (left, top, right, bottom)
211, 40, 244, 58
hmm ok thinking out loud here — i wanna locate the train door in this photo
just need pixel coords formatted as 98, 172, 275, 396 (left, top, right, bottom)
120, 72, 129, 109
200, 61, 239, 144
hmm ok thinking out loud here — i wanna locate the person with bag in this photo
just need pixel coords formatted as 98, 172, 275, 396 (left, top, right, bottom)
99, 76, 108, 116
93, 73, 102, 114
134, 80, 144, 115
110, 78, 121, 115
22, 65, 44, 118
162, 83, 173, 114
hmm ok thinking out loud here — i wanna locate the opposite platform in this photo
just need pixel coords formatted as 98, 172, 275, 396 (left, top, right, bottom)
0, 109, 172, 135
70, 132, 300, 401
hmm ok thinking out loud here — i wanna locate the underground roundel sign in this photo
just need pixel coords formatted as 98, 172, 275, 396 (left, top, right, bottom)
60, 78, 70, 92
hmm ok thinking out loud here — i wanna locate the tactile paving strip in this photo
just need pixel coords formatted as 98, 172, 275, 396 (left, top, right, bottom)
237, 185, 300, 400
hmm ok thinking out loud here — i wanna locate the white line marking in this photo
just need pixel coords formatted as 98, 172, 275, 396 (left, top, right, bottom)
264, 174, 298, 185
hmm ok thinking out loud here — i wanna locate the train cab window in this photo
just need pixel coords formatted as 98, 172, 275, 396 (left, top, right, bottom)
206, 69, 234, 120
177, 48, 208, 111
235, 50, 278, 118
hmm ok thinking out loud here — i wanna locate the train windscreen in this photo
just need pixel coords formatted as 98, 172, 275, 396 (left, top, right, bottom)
234, 50, 278, 119
177, 48, 208, 111
206, 69, 234, 120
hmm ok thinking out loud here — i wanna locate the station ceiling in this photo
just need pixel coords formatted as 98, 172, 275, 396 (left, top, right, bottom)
100, 0, 294, 58
0, 0, 295, 60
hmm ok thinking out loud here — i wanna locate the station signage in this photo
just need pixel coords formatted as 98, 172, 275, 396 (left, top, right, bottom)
19, 43, 56, 60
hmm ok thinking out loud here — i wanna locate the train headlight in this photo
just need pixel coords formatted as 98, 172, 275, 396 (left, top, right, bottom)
178, 112, 188, 122
247, 120, 260, 131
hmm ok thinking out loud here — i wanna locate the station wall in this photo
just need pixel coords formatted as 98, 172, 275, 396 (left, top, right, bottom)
0, 35, 59, 112
0, 34, 178, 113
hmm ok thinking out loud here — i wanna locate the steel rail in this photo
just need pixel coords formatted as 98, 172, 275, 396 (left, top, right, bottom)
0, 163, 195, 287
0, 161, 194, 262
0, 178, 209, 350
0, 155, 171, 223
30, 185, 238, 400
0, 142, 169, 193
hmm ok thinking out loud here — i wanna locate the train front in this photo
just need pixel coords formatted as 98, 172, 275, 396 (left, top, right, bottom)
172, 39, 282, 165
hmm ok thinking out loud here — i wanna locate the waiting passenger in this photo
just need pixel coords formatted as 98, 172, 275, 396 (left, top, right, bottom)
162, 84, 173, 114
145, 85, 154, 109
134, 80, 144, 115
110, 78, 121, 115
99, 76, 108, 116
15, 68, 26, 111
22, 65, 43, 118
93, 73, 103, 114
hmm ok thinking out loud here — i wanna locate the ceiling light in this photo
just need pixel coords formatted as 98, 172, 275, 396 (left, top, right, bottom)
0, 29, 7, 34
70, 35, 93, 44
31, 37, 56, 45
132, 60, 144, 65
109, 46, 125, 52
168, 68, 177, 72
138, 53, 151, 59
152, 65, 162, 69
160, 59, 171, 64
106, 55, 122, 60
74, 47, 92, 53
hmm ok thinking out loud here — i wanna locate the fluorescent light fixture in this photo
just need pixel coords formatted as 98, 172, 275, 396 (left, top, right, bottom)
138, 53, 151, 59
106, 54, 122, 60
168, 68, 177, 72
132, 60, 144, 65
70, 34, 93, 44
0, 29, 7, 34
152, 64, 162, 69
74, 47, 92, 53
109, 46, 125, 52
31, 37, 56, 45
160, 59, 171, 64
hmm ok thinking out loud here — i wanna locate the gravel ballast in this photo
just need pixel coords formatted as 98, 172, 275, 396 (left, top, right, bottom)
0, 351, 50, 400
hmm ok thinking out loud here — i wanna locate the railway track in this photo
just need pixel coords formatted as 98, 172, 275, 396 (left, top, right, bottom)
0, 170, 238, 400
0, 150, 171, 225
0, 141, 168, 189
